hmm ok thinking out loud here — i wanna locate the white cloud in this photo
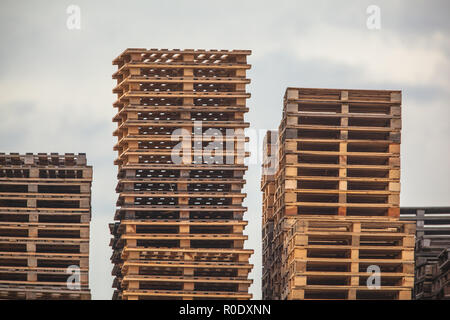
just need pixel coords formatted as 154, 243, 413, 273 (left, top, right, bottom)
291, 26, 450, 88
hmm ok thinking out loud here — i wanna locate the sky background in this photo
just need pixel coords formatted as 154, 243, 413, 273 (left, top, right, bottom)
0, 0, 449, 299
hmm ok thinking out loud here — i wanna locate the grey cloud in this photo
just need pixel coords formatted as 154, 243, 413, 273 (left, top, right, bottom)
0, 0, 449, 300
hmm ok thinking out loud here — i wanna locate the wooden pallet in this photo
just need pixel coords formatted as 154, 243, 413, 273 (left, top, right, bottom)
414, 259, 438, 299
261, 130, 277, 226
0, 153, 92, 300
111, 48, 253, 300
432, 267, 450, 299
401, 207, 450, 237
273, 88, 401, 220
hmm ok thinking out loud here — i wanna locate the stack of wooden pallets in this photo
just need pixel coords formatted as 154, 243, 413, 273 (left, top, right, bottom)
283, 216, 414, 299
261, 130, 277, 299
401, 207, 450, 299
110, 48, 254, 300
262, 87, 415, 300
0, 153, 92, 300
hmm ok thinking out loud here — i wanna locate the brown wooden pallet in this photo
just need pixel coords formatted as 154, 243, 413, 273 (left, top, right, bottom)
114, 120, 249, 131
438, 248, 450, 271
0, 170, 92, 181
416, 238, 450, 254
0, 222, 89, 240
0, 153, 88, 166
110, 220, 248, 243
279, 125, 400, 140
111, 232, 247, 241
119, 247, 252, 263
283, 110, 399, 120
279, 217, 414, 300
114, 75, 250, 85
414, 260, 437, 300
266, 88, 402, 226
0, 209, 90, 224
112, 238, 246, 251
0, 153, 92, 182
113, 68, 250, 86
0, 221, 89, 228
117, 177, 245, 184
279, 145, 400, 162
112, 98, 249, 108
0, 180, 91, 189
120, 276, 252, 295
122, 274, 251, 283
114, 210, 245, 222
120, 275, 252, 293
114, 75, 250, 89
110, 220, 247, 233
118, 191, 246, 197
261, 130, 277, 227
114, 156, 248, 167
287, 287, 411, 300
0, 193, 90, 200
284, 87, 401, 104
119, 260, 252, 275
112, 259, 253, 293
117, 90, 250, 98
119, 163, 248, 171
113, 107, 250, 123
114, 206, 246, 219
0, 252, 88, 268
273, 191, 400, 218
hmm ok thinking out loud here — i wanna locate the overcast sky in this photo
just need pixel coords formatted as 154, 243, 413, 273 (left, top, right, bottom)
0, 0, 449, 300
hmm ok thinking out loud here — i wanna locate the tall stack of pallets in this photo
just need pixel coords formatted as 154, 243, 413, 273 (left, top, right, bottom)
110, 48, 254, 300
262, 87, 415, 300
401, 207, 450, 299
0, 153, 92, 300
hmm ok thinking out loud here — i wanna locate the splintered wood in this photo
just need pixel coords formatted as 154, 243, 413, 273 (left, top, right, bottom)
262, 88, 415, 300
110, 48, 253, 300
401, 207, 450, 299
0, 153, 92, 300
